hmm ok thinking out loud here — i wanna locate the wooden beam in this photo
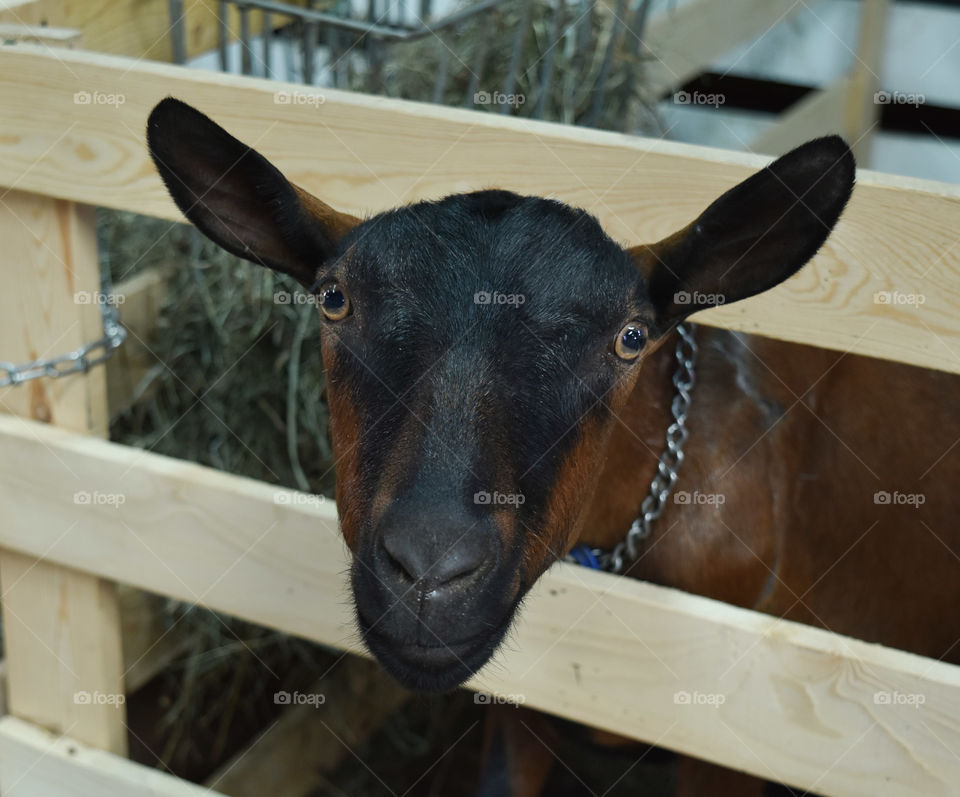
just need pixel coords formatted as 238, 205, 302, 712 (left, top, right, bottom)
205, 657, 409, 796
6, 0, 305, 62
845, 0, 891, 166
0, 660, 7, 717
752, 77, 852, 157
1, 47, 958, 374
0, 416, 959, 797
0, 188, 126, 755
0, 22, 80, 46
0, 0, 40, 25
0, 556, 127, 755
642, 0, 803, 98
0, 715, 224, 796
0, 190, 106, 433
117, 585, 186, 694
107, 268, 168, 417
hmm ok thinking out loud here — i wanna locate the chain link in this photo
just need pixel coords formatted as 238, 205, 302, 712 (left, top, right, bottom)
0, 283, 127, 389
567, 323, 698, 574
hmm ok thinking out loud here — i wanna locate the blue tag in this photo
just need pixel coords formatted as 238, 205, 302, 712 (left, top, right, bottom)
567, 544, 601, 570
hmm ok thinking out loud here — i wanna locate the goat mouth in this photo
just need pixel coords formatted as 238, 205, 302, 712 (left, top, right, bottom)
357, 612, 511, 692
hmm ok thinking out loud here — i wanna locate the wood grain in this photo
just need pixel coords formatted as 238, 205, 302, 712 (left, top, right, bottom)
0, 414, 958, 797
845, 0, 891, 166
0, 555, 127, 755
107, 267, 168, 417
1, 46, 958, 374
0, 716, 223, 796
0, 0, 41, 26
0, 23, 81, 46
0, 190, 106, 433
0, 0, 299, 62
0, 188, 126, 755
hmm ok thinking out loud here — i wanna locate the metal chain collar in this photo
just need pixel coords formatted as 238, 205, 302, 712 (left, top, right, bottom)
567, 323, 698, 574
0, 278, 127, 388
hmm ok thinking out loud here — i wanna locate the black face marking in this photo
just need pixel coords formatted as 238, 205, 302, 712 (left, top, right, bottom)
324, 191, 645, 525
320, 191, 650, 689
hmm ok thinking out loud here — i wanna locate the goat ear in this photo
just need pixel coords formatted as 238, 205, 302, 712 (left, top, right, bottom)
146, 97, 360, 286
629, 136, 855, 336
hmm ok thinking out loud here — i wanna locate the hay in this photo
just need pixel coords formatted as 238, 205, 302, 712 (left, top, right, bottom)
103, 210, 335, 495
342, 0, 664, 135
101, 209, 344, 779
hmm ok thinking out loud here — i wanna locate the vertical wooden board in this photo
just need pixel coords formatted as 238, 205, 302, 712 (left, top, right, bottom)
0, 660, 7, 716
205, 657, 410, 796
117, 586, 185, 694
643, 0, 801, 97
0, 716, 222, 796
107, 267, 168, 416
12, 0, 300, 62
752, 78, 852, 156
0, 0, 40, 25
845, 0, 891, 166
0, 190, 106, 435
0, 554, 127, 755
0, 190, 125, 756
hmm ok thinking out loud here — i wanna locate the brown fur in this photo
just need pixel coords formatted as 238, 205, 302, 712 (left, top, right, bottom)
323, 337, 364, 551
490, 324, 960, 794
588, 325, 960, 657
292, 185, 360, 244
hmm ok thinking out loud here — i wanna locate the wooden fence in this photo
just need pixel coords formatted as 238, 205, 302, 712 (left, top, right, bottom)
1, 41, 959, 797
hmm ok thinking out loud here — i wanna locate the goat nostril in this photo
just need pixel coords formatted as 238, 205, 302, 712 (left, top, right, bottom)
382, 531, 487, 590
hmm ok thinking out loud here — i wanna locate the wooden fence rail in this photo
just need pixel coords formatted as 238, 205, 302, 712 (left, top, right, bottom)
1, 41, 960, 797
0, 415, 959, 796
1, 45, 959, 374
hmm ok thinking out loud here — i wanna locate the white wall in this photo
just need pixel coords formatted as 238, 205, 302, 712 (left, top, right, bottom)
659, 0, 960, 182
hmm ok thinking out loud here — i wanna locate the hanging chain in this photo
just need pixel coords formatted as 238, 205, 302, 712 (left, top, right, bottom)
567, 323, 698, 574
0, 277, 128, 388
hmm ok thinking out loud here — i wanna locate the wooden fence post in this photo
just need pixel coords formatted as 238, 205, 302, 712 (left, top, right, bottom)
845, 0, 891, 166
0, 188, 127, 755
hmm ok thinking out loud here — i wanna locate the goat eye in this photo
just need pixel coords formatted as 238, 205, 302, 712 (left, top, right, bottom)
319, 283, 350, 320
615, 322, 647, 360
